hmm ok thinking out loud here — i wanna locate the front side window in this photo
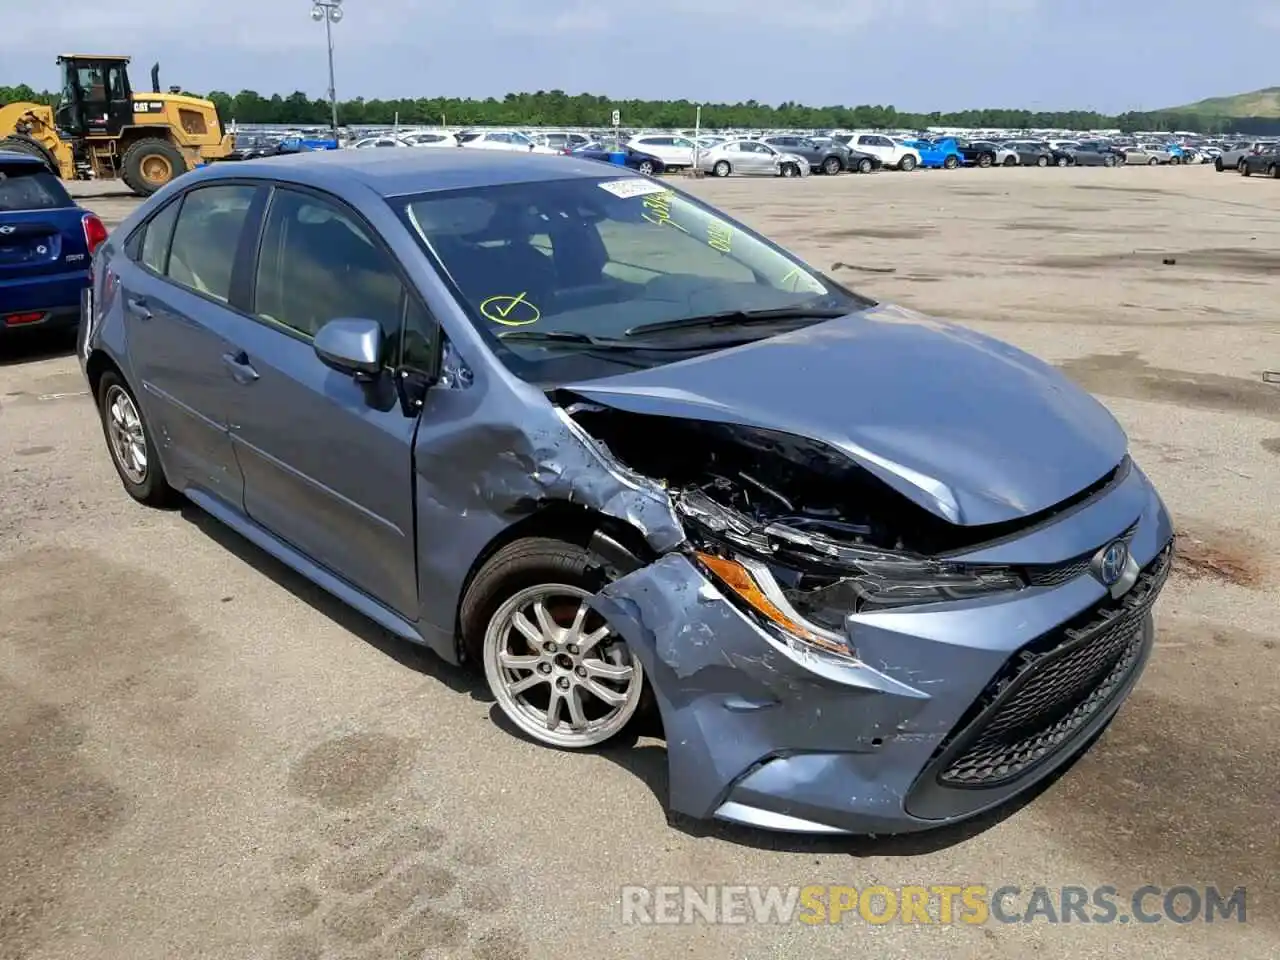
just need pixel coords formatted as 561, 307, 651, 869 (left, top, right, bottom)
253, 188, 406, 358
165, 184, 256, 302
402, 176, 870, 383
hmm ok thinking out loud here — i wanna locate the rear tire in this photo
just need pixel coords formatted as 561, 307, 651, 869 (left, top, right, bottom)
943, 154, 959, 169
1036, 155, 1049, 167
121, 139, 187, 196
1056, 155, 1069, 167
95, 370, 177, 507
1271, 163, 1280, 179
637, 159, 655, 175
1148, 157, 1158, 165
977, 153, 993, 168
713, 160, 731, 178
1214, 157, 1224, 171
1240, 163, 1251, 176
1003, 155, 1017, 166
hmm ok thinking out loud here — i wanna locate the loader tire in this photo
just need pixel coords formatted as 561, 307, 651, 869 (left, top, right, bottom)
121, 139, 187, 197
0, 134, 58, 173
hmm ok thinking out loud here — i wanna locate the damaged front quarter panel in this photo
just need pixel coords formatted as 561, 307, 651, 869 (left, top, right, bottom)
591, 553, 936, 826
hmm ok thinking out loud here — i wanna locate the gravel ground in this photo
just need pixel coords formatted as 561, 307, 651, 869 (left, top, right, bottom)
0, 163, 1276, 960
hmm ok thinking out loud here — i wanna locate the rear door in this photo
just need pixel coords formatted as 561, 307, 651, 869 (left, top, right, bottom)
115, 181, 263, 506
219, 185, 423, 617
0, 160, 90, 318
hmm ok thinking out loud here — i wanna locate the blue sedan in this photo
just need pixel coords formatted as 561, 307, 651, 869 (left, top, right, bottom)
1, 150, 106, 344
570, 141, 666, 176
81, 148, 1173, 836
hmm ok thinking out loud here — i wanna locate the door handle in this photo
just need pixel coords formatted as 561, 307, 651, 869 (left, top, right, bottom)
126, 296, 152, 320
222, 350, 259, 384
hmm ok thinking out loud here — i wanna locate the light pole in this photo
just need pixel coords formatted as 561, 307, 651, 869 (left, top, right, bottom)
310, 0, 343, 137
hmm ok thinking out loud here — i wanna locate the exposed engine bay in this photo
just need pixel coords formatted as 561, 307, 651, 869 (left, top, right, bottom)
558, 397, 1044, 626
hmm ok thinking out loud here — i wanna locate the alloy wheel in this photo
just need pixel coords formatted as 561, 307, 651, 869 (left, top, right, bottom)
104, 385, 148, 484
483, 583, 644, 748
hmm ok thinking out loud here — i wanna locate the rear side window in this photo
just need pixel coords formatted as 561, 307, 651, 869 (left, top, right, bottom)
139, 198, 181, 274
0, 164, 73, 211
165, 184, 257, 302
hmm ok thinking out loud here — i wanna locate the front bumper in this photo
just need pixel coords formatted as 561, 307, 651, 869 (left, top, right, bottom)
593, 461, 1174, 835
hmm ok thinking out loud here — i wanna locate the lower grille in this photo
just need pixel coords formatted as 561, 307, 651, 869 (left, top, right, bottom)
939, 544, 1171, 787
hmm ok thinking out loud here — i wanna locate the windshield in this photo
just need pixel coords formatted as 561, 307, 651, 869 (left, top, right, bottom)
0, 165, 73, 211
401, 176, 871, 382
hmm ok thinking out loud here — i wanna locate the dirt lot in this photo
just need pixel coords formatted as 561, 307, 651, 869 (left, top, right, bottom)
1, 164, 1277, 960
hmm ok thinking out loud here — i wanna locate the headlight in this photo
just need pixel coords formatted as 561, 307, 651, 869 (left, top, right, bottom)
777, 551, 1025, 631
695, 551, 854, 659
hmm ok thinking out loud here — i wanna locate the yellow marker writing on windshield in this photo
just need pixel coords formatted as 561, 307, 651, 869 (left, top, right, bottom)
778, 267, 803, 290
707, 221, 733, 253
479, 292, 540, 327
641, 191, 688, 232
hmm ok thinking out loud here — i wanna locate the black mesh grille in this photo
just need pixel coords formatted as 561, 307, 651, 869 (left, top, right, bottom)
939, 544, 1171, 787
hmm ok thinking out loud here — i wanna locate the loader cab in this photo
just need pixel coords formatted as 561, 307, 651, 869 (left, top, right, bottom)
54, 55, 134, 140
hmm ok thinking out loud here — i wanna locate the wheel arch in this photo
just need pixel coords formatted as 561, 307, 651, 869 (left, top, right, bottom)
453, 501, 661, 662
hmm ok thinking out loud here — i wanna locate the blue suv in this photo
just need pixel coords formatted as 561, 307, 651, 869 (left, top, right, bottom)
0, 150, 106, 342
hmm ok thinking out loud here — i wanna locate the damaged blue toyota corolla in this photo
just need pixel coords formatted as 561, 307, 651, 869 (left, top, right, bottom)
80, 149, 1174, 835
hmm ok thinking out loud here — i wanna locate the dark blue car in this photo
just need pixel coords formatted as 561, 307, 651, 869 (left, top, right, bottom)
570, 142, 666, 176
0, 151, 105, 343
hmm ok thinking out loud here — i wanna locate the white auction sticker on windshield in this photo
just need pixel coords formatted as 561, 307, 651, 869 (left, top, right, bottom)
598, 178, 670, 199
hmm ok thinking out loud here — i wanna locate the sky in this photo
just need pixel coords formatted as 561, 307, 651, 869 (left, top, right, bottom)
4, 1, 1280, 114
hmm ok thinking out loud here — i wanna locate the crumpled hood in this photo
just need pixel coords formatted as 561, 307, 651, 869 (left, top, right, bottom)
562, 303, 1128, 526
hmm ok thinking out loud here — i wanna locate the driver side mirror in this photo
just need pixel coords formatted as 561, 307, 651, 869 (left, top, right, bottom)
314, 318, 383, 381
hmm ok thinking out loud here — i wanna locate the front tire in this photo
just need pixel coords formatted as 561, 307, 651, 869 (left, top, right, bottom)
637, 159, 655, 175
943, 154, 959, 169
780, 162, 798, 177
822, 156, 842, 175
465, 538, 646, 749
858, 157, 873, 174
1241, 163, 1251, 176
1056, 155, 1069, 167
1003, 155, 1017, 167
977, 153, 993, 168
121, 138, 187, 196
96, 371, 176, 506
713, 160, 731, 178
1214, 157, 1224, 171
899, 155, 917, 172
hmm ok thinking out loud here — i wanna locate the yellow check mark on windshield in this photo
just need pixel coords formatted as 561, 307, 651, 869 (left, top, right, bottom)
480, 292, 541, 327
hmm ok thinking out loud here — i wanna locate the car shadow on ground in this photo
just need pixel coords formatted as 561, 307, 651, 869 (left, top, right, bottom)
0, 329, 77, 367
179, 504, 487, 700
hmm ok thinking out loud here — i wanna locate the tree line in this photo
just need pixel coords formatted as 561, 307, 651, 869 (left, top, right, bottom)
0, 82, 1265, 134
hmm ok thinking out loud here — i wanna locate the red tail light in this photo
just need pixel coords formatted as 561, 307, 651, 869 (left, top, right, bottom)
82, 213, 108, 256
4, 312, 46, 326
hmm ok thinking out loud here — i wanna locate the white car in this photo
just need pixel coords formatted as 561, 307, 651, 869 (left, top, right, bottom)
696, 139, 810, 178
626, 134, 698, 170
350, 135, 414, 149
846, 133, 922, 171
402, 132, 459, 148
457, 130, 560, 155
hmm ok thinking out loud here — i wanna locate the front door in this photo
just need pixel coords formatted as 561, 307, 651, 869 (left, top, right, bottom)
115, 182, 263, 506
221, 185, 421, 618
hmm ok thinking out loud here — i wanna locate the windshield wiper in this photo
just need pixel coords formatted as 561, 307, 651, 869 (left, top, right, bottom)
497, 330, 709, 352
624, 305, 850, 338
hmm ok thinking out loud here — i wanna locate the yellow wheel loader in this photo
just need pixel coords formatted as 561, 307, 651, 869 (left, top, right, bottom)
0, 55, 235, 197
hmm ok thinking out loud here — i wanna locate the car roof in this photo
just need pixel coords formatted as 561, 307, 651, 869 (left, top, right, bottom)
0, 150, 48, 167
190, 148, 626, 199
